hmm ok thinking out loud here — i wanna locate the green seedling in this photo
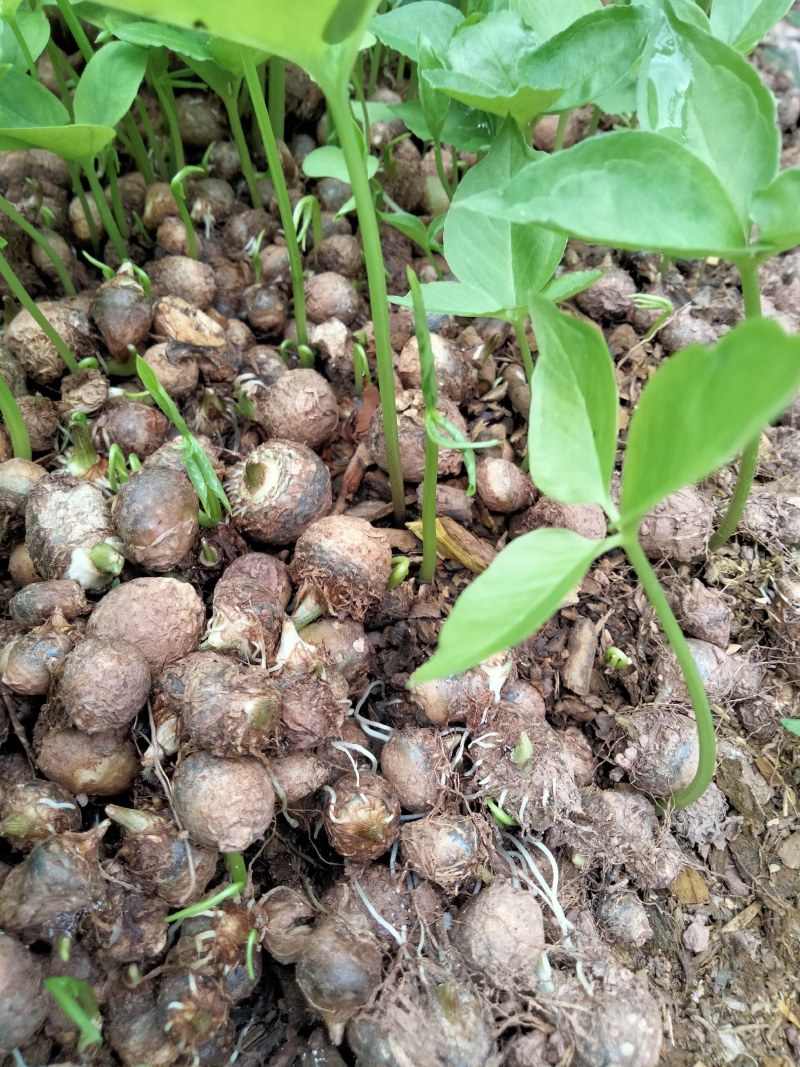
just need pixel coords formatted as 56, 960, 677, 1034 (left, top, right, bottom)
781, 719, 800, 738
0, 191, 76, 296
279, 337, 315, 370
64, 412, 100, 478
0, 375, 31, 461
353, 337, 371, 396
166, 851, 247, 923
406, 266, 498, 583
248, 228, 268, 281
604, 647, 633, 670
392, 118, 601, 384
464, 1, 798, 547
107, 443, 142, 491
631, 293, 675, 345
486, 797, 519, 828
387, 554, 410, 589
245, 927, 259, 981
412, 302, 800, 812
135, 354, 231, 527
94, 0, 406, 520
170, 164, 205, 259
378, 207, 445, 280
292, 195, 324, 252
43, 977, 102, 1053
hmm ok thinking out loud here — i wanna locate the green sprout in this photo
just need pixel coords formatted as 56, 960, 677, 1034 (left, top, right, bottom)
245, 927, 259, 981
165, 851, 247, 923
135, 354, 231, 527
353, 337, 371, 397
279, 337, 315, 370
249, 228, 268, 282
64, 412, 99, 477
486, 797, 518, 828
604, 646, 633, 669
292, 194, 324, 252
387, 555, 410, 590
43, 977, 102, 1053
0, 375, 31, 461
170, 164, 205, 259
107, 443, 142, 491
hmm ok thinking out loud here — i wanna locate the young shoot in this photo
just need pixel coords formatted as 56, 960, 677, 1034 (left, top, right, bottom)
170, 164, 205, 259
387, 554, 410, 589
292, 195, 324, 252
166, 851, 247, 924
353, 335, 371, 396
135, 354, 231, 527
279, 337, 315, 370
0, 376, 32, 461
247, 227, 268, 283
107, 443, 142, 492
64, 412, 99, 478
43, 977, 102, 1052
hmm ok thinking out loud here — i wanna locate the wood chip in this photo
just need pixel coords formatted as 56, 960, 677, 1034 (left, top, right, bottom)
561, 617, 601, 696
406, 517, 496, 574
719, 901, 761, 933
670, 866, 710, 905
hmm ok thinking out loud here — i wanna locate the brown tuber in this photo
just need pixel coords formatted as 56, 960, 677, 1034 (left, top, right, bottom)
368, 389, 466, 483
258, 885, 317, 964
253, 368, 339, 449
112, 465, 199, 571
0, 933, 49, 1050
324, 771, 401, 861
451, 880, 545, 989
89, 269, 152, 359
228, 439, 332, 544
380, 727, 450, 812
291, 515, 392, 623
172, 751, 275, 852
58, 636, 151, 733
295, 916, 383, 1044
400, 814, 481, 892
36, 728, 141, 795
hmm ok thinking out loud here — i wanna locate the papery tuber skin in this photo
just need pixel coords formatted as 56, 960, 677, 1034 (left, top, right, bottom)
92, 874, 168, 964
5, 299, 97, 383
347, 962, 495, 1067
400, 814, 480, 892
476, 456, 536, 514
148, 254, 216, 308
321, 864, 441, 946
59, 636, 151, 733
107, 805, 218, 906
305, 272, 360, 325
253, 368, 339, 449
18, 394, 58, 453
556, 964, 662, 1067
36, 728, 141, 796
612, 708, 700, 797
177, 92, 226, 146
0, 933, 49, 1050
380, 727, 450, 812
667, 577, 731, 648
241, 283, 289, 334
595, 891, 654, 948
1, 622, 77, 695
105, 981, 180, 1067
8, 542, 40, 587
0, 779, 80, 849
296, 916, 383, 1044
547, 787, 683, 891
154, 651, 281, 755
291, 515, 392, 624
101, 400, 169, 458
654, 639, 763, 704
638, 486, 713, 561
0, 459, 46, 548
228, 439, 332, 545
86, 576, 206, 673
112, 466, 199, 572
575, 267, 636, 321
139, 340, 199, 399
367, 389, 466, 482
172, 751, 275, 851
220, 550, 293, 606
258, 885, 317, 964
25, 471, 123, 589
156, 970, 233, 1060
324, 771, 401, 861
397, 333, 470, 403
268, 751, 332, 804
452, 880, 545, 989
190, 177, 235, 227
300, 618, 373, 695
410, 658, 511, 727
59, 366, 109, 415
202, 574, 285, 662
276, 661, 349, 751
89, 271, 152, 359
0, 823, 107, 937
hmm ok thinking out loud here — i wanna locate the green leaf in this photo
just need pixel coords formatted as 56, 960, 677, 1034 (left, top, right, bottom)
182, 55, 233, 97
73, 41, 148, 129
466, 129, 749, 259
379, 209, 433, 252
0, 67, 68, 127
528, 296, 618, 510
444, 116, 565, 312
0, 123, 115, 158
206, 37, 269, 75
389, 98, 492, 152
411, 529, 612, 681
83, 0, 378, 91
511, 0, 600, 39
781, 718, 800, 737
426, 11, 558, 124
638, 2, 779, 224
0, 6, 50, 68
109, 19, 212, 59
302, 144, 377, 182
751, 168, 800, 257
621, 317, 800, 525
710, 0, 792, 54
417, 34, 449, 142
518, 6, 651, 114
389, 280, 508, 318
372, 1, 462, 61
0, 0, 23, 16
540, 269, 603, 303
135, 354, 189, 436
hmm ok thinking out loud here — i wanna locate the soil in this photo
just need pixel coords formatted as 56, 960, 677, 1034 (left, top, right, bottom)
0, 12, 799, 1067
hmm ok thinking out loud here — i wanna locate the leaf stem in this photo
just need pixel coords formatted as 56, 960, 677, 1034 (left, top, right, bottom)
624, 535, 716, 811
0, 248, 80, 373
709, 258, 762, 551
81, 160, 127, 263
0, 376, 31, 460
241, 51, 309, 350
513, 318, 535, 384
326, 80, 405, 520
268, 58, 285, 143
433, 139, 454, 202
0, 193, 76, 295
553, 110, 570, 152
222, 81, 262, 210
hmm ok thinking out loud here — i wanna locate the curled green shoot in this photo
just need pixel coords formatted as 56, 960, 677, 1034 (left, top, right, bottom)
135, 354, 231, 527
170, 165, 205, 260
166, 851, 247, 924
107, 443, 141, 492
245, 928, 259, 981
279, 338, 315, 369
486, 797, 519, 828
248, 228, 268, 282
292, 195, 324, 252
0, 193, 76, 296
43, 977, 102, 1053
0, 376, 31, 461
353, 339, 371, 396
387, 555, 410, 589
65, 412, 98, 477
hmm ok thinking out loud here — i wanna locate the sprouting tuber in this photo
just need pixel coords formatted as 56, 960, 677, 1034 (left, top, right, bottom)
323, 771, 400, 861
202, 575, 284, 662
112, 466, 199, 572
0, 779, 81, 849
